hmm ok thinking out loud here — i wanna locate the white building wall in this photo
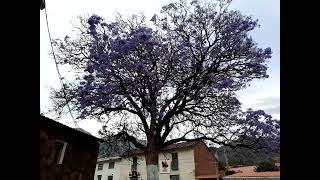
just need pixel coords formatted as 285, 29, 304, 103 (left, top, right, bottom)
118, 157, 140, 180
135, 156, 147, 180
94, 159, 121, 180
95, 148, 196, 180
158, 148, 195, 180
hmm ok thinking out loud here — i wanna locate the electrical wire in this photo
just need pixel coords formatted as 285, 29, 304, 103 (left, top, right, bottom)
43, 0, 80, 128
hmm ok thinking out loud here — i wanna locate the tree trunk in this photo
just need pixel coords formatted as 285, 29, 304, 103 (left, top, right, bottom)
146, 164, 159, 180
145, 138, 160, 180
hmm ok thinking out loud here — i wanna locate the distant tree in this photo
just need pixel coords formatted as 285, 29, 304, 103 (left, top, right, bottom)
50, 0, 280, 179
211, 146, 279, 166
225, 170, 237, 175
256, 161, 276, 172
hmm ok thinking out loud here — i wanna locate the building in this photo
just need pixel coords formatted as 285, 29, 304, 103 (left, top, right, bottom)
94, 141, 219, 180
40, 115, 103, 180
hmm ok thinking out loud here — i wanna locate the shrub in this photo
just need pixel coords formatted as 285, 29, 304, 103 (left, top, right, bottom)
225, 170, 237, 175
256, 161, 276, 172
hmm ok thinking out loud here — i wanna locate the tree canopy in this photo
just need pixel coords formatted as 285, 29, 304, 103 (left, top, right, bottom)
50, 0, 279, 154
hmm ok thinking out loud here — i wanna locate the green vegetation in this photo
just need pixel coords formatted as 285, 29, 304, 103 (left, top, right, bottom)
255, 161, 276, 172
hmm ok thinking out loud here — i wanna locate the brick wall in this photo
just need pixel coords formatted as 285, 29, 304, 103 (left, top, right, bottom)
193, 142, 219, 177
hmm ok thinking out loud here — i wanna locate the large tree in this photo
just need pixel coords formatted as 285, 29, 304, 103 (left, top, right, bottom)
50, 0, 280, 179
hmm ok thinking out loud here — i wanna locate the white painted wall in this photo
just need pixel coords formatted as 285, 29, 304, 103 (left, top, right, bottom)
94, 158, 121, 180
117, 161, 131, 180
158, 149, 195, 180
95, 148, 196, 180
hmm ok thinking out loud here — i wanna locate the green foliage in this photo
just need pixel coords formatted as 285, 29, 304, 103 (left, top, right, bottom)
225, 170, 237, 175
255, 161, 276, 172
210, 146, 279, 166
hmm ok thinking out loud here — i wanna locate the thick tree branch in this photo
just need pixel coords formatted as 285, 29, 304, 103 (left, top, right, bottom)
116, 131, 147, 150
113, 73, 150, 134
104, 106, 139, 115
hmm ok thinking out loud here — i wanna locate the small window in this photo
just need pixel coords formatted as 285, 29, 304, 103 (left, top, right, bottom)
108, 162, 115, 169
53, 140, 67, 164
97, 175, 102, 180
97, 163, 103, 170
171, 153, 179, 170
107, 176, 113, 180
170, 175, 179, 180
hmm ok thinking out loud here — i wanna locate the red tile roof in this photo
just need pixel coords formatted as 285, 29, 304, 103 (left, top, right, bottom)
195, 175, 219, 179
227, 171, 280, 177
162, 141, 199, 151
228, 166, 256, 173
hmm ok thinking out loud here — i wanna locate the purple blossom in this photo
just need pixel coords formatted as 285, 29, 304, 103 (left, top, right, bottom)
186, 18, 193, 23
162, 23, 168, 30
264, 47, 272, 58
208, 12, 217, 19
176, 25, 184, 32
229, 97, 241, 106
150, 14, 158, 22
216, 78, 235, 90
53, 1, 278, 153
106, 22, 118, 31
85, 65, 94, 73
162, 3, 177, 11
87, 15, 102, 25
83, 74, 94, 83
103, 34, 108, 41
88, 25, 97, 35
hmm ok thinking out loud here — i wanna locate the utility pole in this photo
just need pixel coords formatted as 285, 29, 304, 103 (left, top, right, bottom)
223, 146, 229, 167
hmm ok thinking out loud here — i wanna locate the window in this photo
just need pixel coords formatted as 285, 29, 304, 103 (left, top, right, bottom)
171, 153, 179, 170
97, 175, 102, 180
170, 175, 179, 180
108, 162, 115, 169
107, 176, 113, 180
97, 163, 103, 170
53, 140, 67, 164
131, 157, 137, 171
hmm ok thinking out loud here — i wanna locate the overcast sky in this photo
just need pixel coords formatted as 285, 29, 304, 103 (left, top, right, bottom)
40, 0, 280, 137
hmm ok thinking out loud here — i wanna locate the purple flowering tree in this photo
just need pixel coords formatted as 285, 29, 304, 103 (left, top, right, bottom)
50, 0, 279, 179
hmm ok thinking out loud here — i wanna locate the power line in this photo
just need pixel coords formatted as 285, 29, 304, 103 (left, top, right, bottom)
43, 0, 80, 128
